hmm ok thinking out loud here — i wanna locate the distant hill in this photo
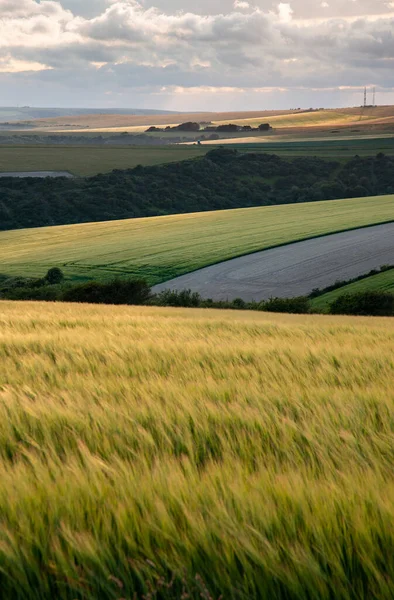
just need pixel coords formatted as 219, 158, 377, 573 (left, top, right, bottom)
0, 107, 180, 123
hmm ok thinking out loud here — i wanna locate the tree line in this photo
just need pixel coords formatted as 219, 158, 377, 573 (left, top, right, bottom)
2, 269, 394, 317
1, 149, 394, 231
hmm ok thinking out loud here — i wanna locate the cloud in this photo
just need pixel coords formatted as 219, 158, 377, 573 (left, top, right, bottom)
277, 3, 293, 22
233, 1, 250, 9
1, 0, 394, 109
0, 56, 53, 73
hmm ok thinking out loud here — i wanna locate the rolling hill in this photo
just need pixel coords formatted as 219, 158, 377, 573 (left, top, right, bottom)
1, 195, 394, 284
0, 106, 179, 123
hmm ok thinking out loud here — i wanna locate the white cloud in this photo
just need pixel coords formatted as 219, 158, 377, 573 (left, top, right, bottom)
277, 2, 293, 22
233, 1, 250, 9
0, 56, 53, 73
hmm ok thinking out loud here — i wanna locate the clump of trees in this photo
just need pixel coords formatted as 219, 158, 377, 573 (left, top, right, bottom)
145, 121, 272, 134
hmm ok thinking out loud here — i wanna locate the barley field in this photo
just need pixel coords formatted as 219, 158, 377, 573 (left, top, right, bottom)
1, 301, 394, 599
1, 195, 394, 284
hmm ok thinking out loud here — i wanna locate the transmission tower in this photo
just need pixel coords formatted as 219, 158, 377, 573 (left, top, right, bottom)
373, 87, 376, 107
364, 87, 367, 108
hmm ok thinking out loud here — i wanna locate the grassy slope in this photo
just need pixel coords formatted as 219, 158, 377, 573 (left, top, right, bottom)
1, 302, 394, 599
2, 195, 394, 284
212, 107, 394, 129
0, 145, 207, 176
312, 269, 394, 311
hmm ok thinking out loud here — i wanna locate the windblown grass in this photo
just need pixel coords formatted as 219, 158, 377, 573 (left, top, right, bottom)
1, 301, 394, 599
1, 194, 394, 284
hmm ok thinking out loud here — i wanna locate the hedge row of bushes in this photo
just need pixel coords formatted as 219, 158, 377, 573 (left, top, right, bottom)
1, 270, 394, 316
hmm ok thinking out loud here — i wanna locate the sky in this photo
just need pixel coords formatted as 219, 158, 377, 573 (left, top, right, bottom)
1, 0, 394, 111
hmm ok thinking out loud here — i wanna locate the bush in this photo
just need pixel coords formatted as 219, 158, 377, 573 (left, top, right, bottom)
45, 267, 64, 285
329, 291, 394, 316
4, 286, 61, 302
152, 289, 202, 307
259, 296, 310, 314
62, 279, 151, 305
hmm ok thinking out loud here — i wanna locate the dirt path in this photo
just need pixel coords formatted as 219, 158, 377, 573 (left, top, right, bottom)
152, 222, 394, 301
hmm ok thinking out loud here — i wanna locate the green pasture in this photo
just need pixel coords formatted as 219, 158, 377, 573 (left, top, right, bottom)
1, 195, 394, 284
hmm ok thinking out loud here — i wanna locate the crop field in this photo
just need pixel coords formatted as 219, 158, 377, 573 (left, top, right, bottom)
212, 106, 394, 128
9, 106, 394, 133
0, 138, 392, 177
1, 195, 394, 284
1, 301, 394, 599
15, 109, 299, 130
0, 145, 207, 176
312, 268, 394, 311
204, 135, 394, 157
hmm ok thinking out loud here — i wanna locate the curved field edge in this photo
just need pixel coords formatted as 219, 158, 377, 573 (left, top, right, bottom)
312, 268, 394, 311
1, 302, 394, 599
1, 194, 394, 285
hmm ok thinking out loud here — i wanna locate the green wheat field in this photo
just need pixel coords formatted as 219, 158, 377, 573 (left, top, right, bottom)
1, 301, 394, 599
1, 194, 394, 284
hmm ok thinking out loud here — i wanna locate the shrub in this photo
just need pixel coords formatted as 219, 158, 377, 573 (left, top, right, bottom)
152, 289, 202, 308
329, 291, 394, 316
45, 267, 64, 285
4, 286, 61, 302
259, 296, 310, 314
231, 298, 247, 309
62, 279, 151, 305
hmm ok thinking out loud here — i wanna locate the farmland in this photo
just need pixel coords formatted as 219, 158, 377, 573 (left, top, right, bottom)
11, 106, 394, 133
213, 106, 394, 129
207, 135, 394, 157
1, 195, 394, 284
1, 135, 394, 178
0, 145, 207, 176
12, 108, 301, 131
1, 301, 394, 599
